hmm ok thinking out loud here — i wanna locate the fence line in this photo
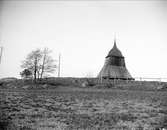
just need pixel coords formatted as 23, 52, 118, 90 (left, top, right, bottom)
134, 77, 167, 82
96, 77, 167, 85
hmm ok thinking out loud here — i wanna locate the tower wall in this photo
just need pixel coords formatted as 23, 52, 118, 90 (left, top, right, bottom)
110, 56, 125, 67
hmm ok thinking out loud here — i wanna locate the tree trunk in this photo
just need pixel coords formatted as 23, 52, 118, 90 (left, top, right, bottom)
37, 69, 40, 80
34, 58, 37, 83
40, 53, 46, 79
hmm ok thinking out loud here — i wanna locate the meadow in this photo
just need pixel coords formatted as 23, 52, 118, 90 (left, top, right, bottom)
0, 86, 167, 130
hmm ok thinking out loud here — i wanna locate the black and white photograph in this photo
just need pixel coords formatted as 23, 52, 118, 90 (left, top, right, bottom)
0, 0, 167, 129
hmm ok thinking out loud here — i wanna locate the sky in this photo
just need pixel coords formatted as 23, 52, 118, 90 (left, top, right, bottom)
0, 0, 167, 79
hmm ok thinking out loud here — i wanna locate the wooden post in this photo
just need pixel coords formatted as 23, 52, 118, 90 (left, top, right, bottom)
58, 53, 61, 77
140, 77, 142, 85
0, 47, 3, 64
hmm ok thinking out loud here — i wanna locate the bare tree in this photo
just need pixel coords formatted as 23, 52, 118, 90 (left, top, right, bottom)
21, 48, 56, 83
21, 49, 42, 83
39, 48, 57, 79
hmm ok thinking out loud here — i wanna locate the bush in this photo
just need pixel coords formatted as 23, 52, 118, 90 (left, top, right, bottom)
95, 83, 115, 88
87, 79, 96, 86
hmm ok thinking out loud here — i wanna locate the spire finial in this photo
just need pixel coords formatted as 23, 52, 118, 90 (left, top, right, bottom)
114, 33, 117, 48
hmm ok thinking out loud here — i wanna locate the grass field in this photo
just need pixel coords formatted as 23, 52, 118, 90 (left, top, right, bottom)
0, 86, 167, 130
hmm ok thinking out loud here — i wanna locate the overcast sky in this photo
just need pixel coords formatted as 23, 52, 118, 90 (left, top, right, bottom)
0, 0, 167, 79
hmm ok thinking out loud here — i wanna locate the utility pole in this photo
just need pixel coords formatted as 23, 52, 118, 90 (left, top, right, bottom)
58, 53, 61, 77
0, 47, 3, 64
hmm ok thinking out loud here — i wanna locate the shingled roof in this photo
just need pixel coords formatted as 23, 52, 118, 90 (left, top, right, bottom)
106, 40, 123, 58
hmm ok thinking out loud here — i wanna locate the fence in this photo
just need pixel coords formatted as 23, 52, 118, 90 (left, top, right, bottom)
134, 77, 167, 82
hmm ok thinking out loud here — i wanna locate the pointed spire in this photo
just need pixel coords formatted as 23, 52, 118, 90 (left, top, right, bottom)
113, 35, 117, 48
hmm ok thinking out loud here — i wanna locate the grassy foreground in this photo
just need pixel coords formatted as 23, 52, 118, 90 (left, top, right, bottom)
0, 86, 167, 130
